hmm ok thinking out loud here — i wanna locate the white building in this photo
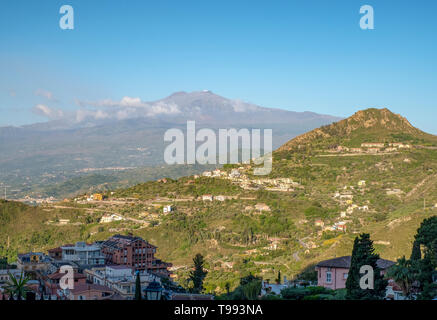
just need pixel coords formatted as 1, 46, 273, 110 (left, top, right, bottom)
202, 195, 213, 201
202, 171, 212, 177
229, 169, 240, 178
100, 214, 125, 223
163, 205, 173, 213
61, 242, 105, 266
84, 265, 160, 299
215, 195, 226, 201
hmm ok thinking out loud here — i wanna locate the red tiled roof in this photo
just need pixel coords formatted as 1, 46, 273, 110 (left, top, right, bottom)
70, 284, 113, 295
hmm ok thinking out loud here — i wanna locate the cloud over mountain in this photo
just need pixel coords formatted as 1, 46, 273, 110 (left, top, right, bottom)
32, 104, 64, 120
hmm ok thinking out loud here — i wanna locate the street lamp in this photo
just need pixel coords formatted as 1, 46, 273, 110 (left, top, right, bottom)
144, 281, 163, 300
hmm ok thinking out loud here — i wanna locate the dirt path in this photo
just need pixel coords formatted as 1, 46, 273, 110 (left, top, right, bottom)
406, 174, 437, 199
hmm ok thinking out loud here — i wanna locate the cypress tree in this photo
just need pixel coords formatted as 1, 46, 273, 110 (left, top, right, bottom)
276, 270, 281, 284
410, 240, 421, 261
346, 233, 387, 300
189, 253, 208, 294
134, 272, 142, 300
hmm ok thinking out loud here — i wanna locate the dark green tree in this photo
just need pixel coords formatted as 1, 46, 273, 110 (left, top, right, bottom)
415, 216, 437, 254
414, 216, 437, 298
410, 240, 421, 261
189, 253, 208, 294
134, 272, 142, 300
345, 233, 387, 300
225, 282, 230, 295
276, 270, 281, 284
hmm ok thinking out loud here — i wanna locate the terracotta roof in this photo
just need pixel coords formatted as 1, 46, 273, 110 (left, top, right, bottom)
316, 256, 395, 269
70, 283, 113, 295
47, 272, 86, 280
101, 234, 156, 250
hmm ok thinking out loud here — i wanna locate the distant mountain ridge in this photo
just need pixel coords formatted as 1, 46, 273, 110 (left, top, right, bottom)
0, 91, 341, 198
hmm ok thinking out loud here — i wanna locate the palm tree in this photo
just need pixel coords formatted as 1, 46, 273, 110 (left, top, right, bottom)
386, 257, 414, 299
4, 271, 30, 300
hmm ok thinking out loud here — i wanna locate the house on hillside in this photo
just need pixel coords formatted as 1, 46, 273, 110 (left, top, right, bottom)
17, 252, 51, 273
202, 171, 212, 177
255, 203, 271, 212
357, 180, 366, 187
314, 220, 324, 227
163, 205, 173, 214
100, 214, 125, 223
368, 148, 380, 153
390, 143, 411, 149
315, 256, 395, 290
212, 169, 225, 177
229, 169, 240, 178
202, 195, 213, 201
93, 194, 104, 201
361, 143, 385, 148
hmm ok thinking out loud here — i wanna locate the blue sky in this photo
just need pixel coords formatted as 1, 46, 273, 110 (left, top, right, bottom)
1, 0, 436, 133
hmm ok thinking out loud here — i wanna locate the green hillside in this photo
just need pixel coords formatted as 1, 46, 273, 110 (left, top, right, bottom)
1, 108, 437, 295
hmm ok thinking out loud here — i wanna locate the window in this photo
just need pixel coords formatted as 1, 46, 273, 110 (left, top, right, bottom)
326, 272, 332, 283
343, 273, 348, 280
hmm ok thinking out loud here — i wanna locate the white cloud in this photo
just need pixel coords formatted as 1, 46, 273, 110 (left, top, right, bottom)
33, 96, 183, 123
74, 97, 181, 121
33, 104, 64, 120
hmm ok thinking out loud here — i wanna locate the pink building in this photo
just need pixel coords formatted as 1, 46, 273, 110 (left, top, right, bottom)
315, 256, 395, 290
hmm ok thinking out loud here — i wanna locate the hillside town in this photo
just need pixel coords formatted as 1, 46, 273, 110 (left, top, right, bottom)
0, 234, 213, 300
2, 236, 435, 301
